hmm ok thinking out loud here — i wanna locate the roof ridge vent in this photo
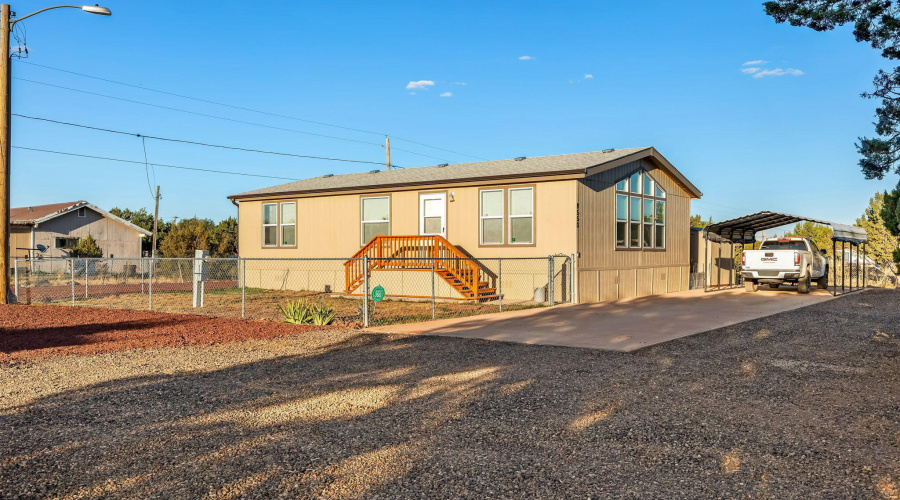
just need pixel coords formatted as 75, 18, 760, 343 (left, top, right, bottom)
323, 174, 334, 178
368, 169, 380, 174
437, 163, 449, 168
601, 148, 615, 153
514, 156, 526, 161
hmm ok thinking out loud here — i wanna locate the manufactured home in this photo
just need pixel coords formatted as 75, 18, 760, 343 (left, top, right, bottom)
228, 147, 702, 303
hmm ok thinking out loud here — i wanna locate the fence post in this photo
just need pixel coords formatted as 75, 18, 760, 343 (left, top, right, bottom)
548, 256, 555, 306
84, 259, 89, 299
70, 259, 75, 307
241, 258, 246, 318
498, 258, 503, 313
431, 257, 436, 320
13, 257, 18, 302
363, 255, 370, 328
149, 257, 154, 310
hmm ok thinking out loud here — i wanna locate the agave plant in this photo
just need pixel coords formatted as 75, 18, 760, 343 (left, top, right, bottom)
280, 299, 336, 326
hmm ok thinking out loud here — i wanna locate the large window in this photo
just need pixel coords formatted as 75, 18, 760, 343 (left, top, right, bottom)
508, 187, 534, 244
262, 201, 296, 247
361, 196, 390, 244
614, 171, 665, 249
55, 237, 79, 249
480, 189, 503, 245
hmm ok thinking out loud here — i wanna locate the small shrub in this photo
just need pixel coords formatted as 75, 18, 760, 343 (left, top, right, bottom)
280, 299, 336, 326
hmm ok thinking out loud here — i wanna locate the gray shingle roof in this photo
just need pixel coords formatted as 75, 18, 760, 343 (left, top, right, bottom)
229, 148, 652, 199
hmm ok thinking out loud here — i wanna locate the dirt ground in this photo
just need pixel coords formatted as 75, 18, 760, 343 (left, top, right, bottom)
0, 305, 330, 363
2, 289, 900, 498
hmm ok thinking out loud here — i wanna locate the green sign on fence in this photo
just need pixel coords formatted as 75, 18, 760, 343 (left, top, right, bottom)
371, 285, 386, 302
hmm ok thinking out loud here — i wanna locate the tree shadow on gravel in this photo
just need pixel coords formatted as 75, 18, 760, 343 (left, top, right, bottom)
1, 290, 900, 498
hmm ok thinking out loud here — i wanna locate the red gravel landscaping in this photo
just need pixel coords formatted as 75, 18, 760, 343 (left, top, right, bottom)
0, 304, 335, 363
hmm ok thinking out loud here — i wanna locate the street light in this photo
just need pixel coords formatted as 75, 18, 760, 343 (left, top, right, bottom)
0, 3, 112, 304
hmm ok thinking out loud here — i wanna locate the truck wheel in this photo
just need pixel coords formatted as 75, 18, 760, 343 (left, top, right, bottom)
798, 277, 810, 294
768, 284, 780, 289
745, 280, 758, 292
817, 267, 829, 290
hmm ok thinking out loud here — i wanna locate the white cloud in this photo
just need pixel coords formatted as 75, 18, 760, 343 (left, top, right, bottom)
450, 82, 467, 85
584, 74, 593, 79
752, 68, 804, 78
405, 80, 435, 90
440, 92, 453, 97
741, 67, 761, 74
518, 55, 534, 60
743, 60, 767, 66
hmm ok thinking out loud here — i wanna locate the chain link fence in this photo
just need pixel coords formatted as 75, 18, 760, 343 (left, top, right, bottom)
9, 255, 574, 327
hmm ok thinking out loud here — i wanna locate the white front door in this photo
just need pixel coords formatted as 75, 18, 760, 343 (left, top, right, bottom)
419, 192, 446, 237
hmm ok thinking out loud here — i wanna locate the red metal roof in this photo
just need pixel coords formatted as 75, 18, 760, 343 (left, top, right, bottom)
10, 201, 85, 224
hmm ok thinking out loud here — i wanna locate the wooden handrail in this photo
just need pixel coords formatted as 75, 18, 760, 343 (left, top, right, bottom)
344, 235, 491, 298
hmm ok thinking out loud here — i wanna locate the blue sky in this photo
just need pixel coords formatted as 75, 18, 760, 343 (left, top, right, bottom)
8, 0, 898, 229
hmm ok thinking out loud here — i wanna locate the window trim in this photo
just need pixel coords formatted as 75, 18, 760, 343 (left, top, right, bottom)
55, 237, 79, 249
508, 186, 534, 245
261, 201, 297, 249
360, 195, 392, 245
479, 189, 504, 246
614, 170, 666, 251
77, 207, 86, 218
476, 184, 537, 248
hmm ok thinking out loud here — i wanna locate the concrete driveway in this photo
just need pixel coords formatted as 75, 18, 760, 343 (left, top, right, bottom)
369, 286, 835, 351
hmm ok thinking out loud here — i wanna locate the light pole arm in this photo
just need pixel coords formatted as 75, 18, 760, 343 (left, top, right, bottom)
11, 5, 106, 26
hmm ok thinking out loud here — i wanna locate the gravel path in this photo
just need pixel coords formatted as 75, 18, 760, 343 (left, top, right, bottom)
1, 289, 899, 498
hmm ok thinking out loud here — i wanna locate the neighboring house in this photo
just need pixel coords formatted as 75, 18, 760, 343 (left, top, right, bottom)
228, 147, 702, 303
9, 201, 151, 261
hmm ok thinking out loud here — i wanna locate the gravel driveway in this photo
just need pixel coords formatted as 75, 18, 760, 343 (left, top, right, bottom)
1, 289, 899, 498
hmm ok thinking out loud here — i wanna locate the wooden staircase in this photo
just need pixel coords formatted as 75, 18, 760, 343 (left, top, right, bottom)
345, 235, 500, 301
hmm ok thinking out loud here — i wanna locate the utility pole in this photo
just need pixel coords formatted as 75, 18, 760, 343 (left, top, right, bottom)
0, 3, 111, 304
0, 4, 10, 304
385, 136, 391, 170
151, 186, 160, 258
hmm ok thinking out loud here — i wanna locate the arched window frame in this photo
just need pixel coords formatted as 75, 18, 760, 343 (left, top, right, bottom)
614, 170, 666, 250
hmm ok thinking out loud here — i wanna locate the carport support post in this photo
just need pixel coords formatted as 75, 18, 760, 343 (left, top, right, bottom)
832, 239, 836, 297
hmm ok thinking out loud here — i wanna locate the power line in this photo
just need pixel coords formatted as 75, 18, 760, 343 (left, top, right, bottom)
14, 60, 490, 161
13, 113, 395, 167
14, 77, 455, 164
13, 146, 305, 181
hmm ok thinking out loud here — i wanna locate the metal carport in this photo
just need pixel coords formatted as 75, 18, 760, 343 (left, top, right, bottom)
702, 211, 868, 296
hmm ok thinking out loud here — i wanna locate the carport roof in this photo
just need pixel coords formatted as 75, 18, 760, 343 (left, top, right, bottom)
705, 211, 867, 245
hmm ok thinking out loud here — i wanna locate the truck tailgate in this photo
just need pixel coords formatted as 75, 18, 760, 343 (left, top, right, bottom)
745, 250, 795, 270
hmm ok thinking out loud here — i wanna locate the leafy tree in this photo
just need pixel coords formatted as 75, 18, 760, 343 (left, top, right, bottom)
884, 188, 900, 236
158, 218, 214, 258
690, 214, 714, 228
856, 192, 900, 264
764, 1, 900, 182
785, 221, 834, 256
69, 234, 103, 258
211, 217, 239, 257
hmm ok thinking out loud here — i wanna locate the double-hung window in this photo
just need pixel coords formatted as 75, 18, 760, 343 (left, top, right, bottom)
361, 196, 390, 244
480, 189, 503, 245
262, 201, 296, 247
508, 187, 534, 244
614, 171, 666, 249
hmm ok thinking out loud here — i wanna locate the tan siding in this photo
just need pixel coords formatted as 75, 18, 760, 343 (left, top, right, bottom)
9, 226, 31, 260
238, 179, 578, 259
577, 157, 694, 301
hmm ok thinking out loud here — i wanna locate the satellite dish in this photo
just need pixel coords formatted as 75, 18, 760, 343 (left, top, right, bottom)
36, 244, 47, 253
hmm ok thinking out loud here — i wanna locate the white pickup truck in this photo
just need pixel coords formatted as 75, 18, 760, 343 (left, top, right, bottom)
741, 237, 828, 294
